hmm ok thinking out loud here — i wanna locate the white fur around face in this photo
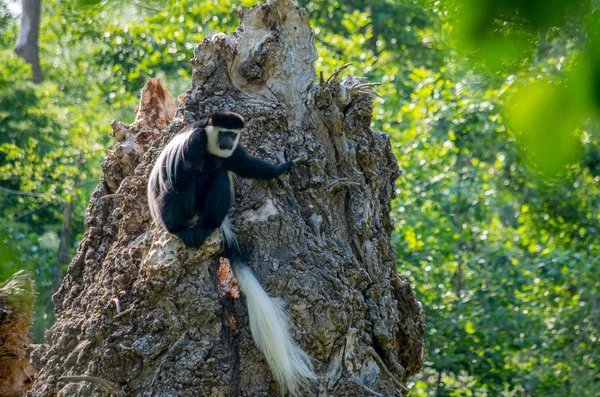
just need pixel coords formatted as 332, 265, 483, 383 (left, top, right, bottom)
206, 126, 241, 158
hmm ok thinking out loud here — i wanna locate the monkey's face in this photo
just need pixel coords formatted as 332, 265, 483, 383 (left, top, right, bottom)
206, 126, 242, 158
206, 112, 245, 158
218, 129, 240, 151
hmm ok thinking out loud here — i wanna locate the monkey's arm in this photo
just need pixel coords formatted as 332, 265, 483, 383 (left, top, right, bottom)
224, 145, 293, 180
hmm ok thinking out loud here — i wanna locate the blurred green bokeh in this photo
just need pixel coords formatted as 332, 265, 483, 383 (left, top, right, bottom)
507, 80, 581, 177
451, 0, 600, 176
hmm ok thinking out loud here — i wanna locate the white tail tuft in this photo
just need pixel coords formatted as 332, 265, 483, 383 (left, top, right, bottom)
231, 261, 317, 396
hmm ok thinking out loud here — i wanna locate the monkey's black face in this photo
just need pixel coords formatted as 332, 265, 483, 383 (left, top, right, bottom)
206, 112, 244, 158
218, 130, 239, 151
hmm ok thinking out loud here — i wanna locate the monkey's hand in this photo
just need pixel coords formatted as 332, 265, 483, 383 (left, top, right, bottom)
278, 160, 295, 174
279, 155, 306, 173
279, 156, 307, 175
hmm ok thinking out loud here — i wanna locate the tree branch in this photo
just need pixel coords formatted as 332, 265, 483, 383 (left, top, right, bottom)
58, 376, 125, 396
0, 185, 48, 198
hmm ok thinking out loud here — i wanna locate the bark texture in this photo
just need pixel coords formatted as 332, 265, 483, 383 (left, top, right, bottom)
0, 270, 36, 396
29, 1, 424, 396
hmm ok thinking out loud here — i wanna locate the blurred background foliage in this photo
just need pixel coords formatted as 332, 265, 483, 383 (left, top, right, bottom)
0, 0, 599, 395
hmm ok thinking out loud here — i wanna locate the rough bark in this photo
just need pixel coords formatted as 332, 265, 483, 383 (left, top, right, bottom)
14, 0, 43, 83
0, 270, 36, 397
29, 1, 425, 396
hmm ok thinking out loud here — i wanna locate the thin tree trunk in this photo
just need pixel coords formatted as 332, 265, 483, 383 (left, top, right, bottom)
29, 1, 425, 396
54, 153, 85, 290
54, 201, 74, 288
15, 0, 43, 83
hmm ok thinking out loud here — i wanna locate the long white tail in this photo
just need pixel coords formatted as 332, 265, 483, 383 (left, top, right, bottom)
230, 261, 316, 396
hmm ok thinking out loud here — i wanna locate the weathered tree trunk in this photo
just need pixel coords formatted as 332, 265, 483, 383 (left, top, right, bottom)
14, 0, 43, 83
29, 1, 425, 396
0, 270, 36, 397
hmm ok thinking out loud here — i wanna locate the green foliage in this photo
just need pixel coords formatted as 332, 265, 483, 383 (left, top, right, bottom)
392, 3, 600, 394
396, 65, 600, 395
0, 0, 599, 395
0, 17, 109, 340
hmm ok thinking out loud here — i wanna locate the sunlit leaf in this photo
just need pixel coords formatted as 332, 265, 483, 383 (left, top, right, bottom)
506, 80, 581, 177
465, 321, 476, 334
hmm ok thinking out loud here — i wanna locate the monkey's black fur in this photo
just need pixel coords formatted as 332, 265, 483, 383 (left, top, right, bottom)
149, 112, 293, 252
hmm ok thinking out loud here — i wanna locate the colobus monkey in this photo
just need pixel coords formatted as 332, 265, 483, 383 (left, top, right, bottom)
147, 112, 316, 396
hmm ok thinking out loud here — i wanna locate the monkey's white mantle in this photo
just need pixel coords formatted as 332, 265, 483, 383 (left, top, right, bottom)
28, 0, 425, 396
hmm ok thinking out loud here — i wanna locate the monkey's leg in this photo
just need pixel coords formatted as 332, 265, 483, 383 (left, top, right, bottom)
158, 188, 210, 248
177, 170, 232, 249
160, 191, 186, 234
200, 170, 233, 228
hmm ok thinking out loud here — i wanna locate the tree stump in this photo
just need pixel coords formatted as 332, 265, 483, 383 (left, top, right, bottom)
29, 0, 425, 395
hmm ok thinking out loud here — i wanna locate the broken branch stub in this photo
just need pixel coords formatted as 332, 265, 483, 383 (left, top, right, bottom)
29, 0, 424, 396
